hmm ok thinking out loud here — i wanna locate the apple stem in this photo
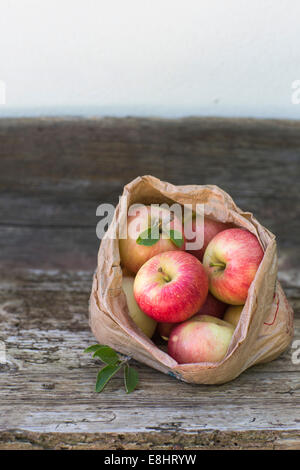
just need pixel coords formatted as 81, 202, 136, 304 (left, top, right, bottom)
158, 267, 171, 282
210, 262, 226, 269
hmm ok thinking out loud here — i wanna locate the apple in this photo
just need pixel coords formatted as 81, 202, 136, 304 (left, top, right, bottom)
134, 251, 208, 323
157, 322, 179, 341
122, 277, 157, 338
158, 291, 226, 340
196, 291, 227, 318
223, 305, 243, 327
119, 205, 185, 274
203, 228, 264, 305
186, 216, 232, 261
168, 314, 235, 364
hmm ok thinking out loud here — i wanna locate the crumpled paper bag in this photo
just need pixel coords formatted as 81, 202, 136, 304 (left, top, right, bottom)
89, 176, 294, 384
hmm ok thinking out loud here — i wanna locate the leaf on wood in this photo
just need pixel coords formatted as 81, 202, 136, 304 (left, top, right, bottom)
95, 363, 122, 393
83, 344, 104, 354
124, 364, 139, 394
93, 346, 119, 365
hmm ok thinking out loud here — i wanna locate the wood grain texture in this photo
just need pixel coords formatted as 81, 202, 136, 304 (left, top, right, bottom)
0, 117, 299, 271
0, 265, 299, 449
0, 117, 299, 449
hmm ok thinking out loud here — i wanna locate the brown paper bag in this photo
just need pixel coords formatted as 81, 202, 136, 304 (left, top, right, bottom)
89, 176, 294, 384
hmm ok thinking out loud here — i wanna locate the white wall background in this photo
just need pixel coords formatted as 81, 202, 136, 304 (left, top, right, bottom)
1, 0, 300, 118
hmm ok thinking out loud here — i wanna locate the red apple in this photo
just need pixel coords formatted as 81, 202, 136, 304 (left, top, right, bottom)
134, 251, 208, 323
168, 314, 235, 364
119, 205, 184, 274
157, 322, 179, 341
203, 228, 264, 305
186, 216, 232, 261
158, 291, 226, 340
196, 291, 227, 318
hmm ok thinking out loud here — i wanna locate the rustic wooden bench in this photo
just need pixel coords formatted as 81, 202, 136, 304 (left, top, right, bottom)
0, 117, 299, 450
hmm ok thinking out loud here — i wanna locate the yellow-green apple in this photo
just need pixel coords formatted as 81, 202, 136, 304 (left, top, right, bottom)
168, 314, 235, 364
186, 216, 232, 261
134, 251, 208, 323
196, 291, 227, 318
203, 228, 264, 305
157, 322, 179, 341
122, 276, 157, 338
119, 205, 184, 274
223, 305, 243, 327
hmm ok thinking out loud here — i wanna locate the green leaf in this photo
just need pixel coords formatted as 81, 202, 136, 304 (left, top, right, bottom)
84, 344, 104, 354
169, 229, 184, 248
93, 346, 120, 365
95, 363, 122, 393
136, 226, 160, 246
124, 364, 139, 394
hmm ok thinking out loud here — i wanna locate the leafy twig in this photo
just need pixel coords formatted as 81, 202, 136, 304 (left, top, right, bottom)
84, 344, 139, 394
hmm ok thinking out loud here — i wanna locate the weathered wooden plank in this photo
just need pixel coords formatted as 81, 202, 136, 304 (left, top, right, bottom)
0, 430, 299, 450
0, 117, 299, 449
0, 226, 98, 271
1, 118, 299, 195
1, 397, 300, 434
1, 117, 299, 203
0, 269, 299, 449
0, 117, 299, 272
